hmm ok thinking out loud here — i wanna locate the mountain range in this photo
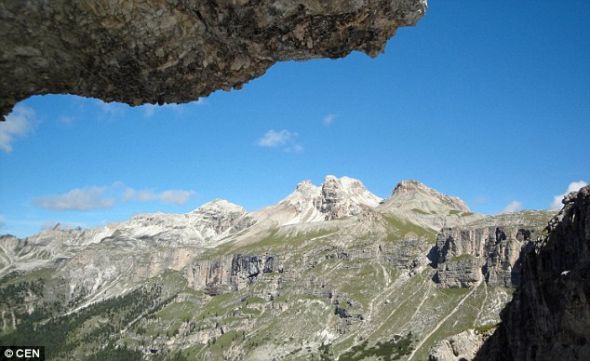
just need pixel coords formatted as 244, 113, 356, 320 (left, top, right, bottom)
0, 176, 568, 360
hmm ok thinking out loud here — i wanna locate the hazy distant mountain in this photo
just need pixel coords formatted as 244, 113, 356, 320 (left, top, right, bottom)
0, 176, 557, 361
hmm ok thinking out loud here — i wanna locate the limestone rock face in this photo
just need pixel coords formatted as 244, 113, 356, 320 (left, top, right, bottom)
186, 254, 279, 293
433, 217, 547, 288
429, 330, 485, 361
475, 186, 590, 361
0, 0, 427, 119
320, 175, 382, 220
389, 180, 470, 213
378, 180, 482, 230
252, 175, 381, 226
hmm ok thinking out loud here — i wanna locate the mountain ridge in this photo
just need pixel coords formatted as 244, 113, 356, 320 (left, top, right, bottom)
0, 176, 562, 361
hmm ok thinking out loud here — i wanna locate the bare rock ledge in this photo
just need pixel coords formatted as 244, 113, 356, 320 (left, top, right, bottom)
0, 0, 427, 119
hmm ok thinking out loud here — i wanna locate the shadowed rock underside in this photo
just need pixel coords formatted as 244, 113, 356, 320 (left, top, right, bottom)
0, 0, 426, 119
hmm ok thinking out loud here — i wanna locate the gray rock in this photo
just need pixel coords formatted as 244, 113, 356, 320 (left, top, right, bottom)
433, 219, 548, 288
429, 330, 485, 361
475, 186, 590, 361
0, 0, 426, 118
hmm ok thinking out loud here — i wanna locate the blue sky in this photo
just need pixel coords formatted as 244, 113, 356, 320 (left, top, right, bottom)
1, 1, 589, 237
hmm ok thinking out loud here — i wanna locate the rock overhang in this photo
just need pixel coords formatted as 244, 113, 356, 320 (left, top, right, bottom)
0, 0, 427, 119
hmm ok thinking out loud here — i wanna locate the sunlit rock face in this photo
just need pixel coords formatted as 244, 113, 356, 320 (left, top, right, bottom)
0, 0, 427, 118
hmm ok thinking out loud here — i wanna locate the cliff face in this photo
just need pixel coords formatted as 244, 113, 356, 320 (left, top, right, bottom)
434, 224, 543, 288
0, 0, 426, 119
186, 254, 279, 294
475, 186, 590, 361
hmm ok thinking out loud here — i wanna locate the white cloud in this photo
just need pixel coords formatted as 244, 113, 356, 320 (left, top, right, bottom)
123, 188, 158, 202
35, 183, 196, 211
257, 129, 295, 147
257, 129, 303, 153
34, 186, 115, 211
0, 105, 35, 153
322, 114, 336, 126
123, 187, 195, 205
502, 200, 523, 214
96, 99, 126, 115
159, 190, 196, 205
284, 144, 304, 153
549, 180, 588, 211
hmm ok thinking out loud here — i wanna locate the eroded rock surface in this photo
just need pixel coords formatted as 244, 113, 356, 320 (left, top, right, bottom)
0, 0, 426, 119
433, 216, 549, 288
475, 186, 590, 361
429, 330, 485, 361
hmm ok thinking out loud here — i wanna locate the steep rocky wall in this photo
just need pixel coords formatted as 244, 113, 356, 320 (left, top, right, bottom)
474, 186, 590, 361
0, 0, 426, 119
186, 254, 279, 293
434, 225, 541, 288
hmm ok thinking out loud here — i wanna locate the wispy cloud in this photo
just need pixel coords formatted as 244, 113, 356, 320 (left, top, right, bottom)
549, 180, 588, 211
34, 186, 115, 211
284, 144, 304, 154
95, 99, 127, 116
34, 183, 196, 211
257, 129, 303, 153
502, 200, 523, 214
159, 190, 196, 205
0, 105, 35, 153
322, 114, 336, 127
124, 187, 195, 205
257, 129, 295, 147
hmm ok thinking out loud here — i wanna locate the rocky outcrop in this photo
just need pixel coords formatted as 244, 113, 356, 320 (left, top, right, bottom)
0, 0, 427, 119
252, 175, 382, 225
433, 221, 544, 288
378, 180, 482, 230
93, 199, 254, 246
186, 254, 278, 293
320, 176, 382, 220
429, 330, 485, 361
474, 186, 590, 361
390, 180, 470, 213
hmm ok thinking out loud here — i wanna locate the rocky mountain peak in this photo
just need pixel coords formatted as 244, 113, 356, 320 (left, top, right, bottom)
388, 179, 470, 213
191, 199, 246, 216
320, 175, 382, 220
391, 179, 430, 195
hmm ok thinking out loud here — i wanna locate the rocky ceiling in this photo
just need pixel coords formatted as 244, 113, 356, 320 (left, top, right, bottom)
0, 0, 427, 120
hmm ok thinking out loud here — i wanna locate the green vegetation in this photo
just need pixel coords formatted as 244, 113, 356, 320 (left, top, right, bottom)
475, 323, 498, 334
85, 346, 143, 361
336, 334, 414, 361
412, 208, 432, 215
384, 216, 437, 243
0, 271, 185, 360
